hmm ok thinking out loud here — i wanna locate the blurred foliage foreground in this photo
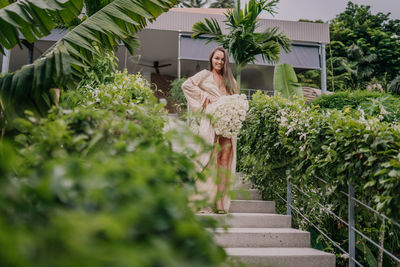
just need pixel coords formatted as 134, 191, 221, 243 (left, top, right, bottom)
238, 91, 400, 266
0, 69, 226, 266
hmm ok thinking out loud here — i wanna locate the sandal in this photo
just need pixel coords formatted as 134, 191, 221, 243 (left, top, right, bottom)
213, 208, 227, 214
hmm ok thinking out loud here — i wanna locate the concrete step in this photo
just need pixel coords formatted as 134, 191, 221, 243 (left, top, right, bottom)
232, 189, 262, 200
197, 213, 291, 228
229, 200, 275, 214
214, 228, 310, 248
233, 179, 253, 190
226, 247, 336, 267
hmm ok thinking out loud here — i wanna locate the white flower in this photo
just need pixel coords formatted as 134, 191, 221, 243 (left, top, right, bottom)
207, 94, 249, 138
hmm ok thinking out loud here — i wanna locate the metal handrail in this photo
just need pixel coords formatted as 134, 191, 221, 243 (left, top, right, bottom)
240, 88, 270, 99
285, 177, 400, 266
314, 176, 400, 228
291, 183, 349, 228
275, 191, 364, 267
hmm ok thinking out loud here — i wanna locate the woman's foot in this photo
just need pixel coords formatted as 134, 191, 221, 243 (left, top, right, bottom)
213, 209, 227, 214
214, 199, 227, 214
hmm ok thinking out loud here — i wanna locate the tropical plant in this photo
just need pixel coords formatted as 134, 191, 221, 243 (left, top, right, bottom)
180, 0, 208, 8
77, 49, 119, 89
296, 69, 320, 89
168, 78, 187, 113
0, 0, 83, 53
389, 75, 400, 95
0, 0, 179, 123
84, 0, 113, 16
191, 0, 291, 89
209, 0, 234, 8
273, 63, 303, 99
329, 2, 400, 86
340, 44, 377, 90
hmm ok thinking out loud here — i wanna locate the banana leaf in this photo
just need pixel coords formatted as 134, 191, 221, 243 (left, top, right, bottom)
0, 0, 84, 54
273, 63, 303, 100
0, 0, 179, 122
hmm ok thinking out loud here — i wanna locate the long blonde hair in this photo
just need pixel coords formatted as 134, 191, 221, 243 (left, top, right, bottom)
209, 47, 238, 95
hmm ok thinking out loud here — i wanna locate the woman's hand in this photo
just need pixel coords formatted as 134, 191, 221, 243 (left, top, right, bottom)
203, 97, 212, 109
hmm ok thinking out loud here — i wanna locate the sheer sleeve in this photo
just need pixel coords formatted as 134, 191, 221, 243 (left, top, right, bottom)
181, 70, 210, 113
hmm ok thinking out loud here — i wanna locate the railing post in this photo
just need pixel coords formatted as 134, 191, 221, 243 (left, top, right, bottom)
349, 183, 356, 267
287, 179, 292, 216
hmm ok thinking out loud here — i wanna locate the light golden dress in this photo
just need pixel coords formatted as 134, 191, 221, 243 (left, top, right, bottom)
181, 69, 237, 208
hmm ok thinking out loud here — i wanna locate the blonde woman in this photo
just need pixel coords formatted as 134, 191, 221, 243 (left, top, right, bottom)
182, 47, 238, 214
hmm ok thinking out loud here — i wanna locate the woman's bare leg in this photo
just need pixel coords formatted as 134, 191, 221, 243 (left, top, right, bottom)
215, 136, 232, 211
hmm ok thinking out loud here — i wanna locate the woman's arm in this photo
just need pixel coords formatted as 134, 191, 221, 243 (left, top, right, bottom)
181, 70, 211, 112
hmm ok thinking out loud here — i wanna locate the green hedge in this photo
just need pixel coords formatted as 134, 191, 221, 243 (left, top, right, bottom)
311, 91, 400, 123
0, 71, 225, 266
310, 90, 385, 109
238, 92, 400, 266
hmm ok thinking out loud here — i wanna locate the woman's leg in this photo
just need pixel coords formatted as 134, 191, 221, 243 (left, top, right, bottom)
215, 136, 232, 211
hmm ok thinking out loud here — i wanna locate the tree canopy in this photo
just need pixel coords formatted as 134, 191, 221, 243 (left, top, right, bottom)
298, 1, 400, 92
330, 1, 400, 86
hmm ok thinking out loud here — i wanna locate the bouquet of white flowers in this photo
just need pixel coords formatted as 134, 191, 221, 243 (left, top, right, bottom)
206, 94, 249, 138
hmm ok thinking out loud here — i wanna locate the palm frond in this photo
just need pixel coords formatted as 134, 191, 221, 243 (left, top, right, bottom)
209, 0, 234, 8
191, 18, 223, 40
0, 0, 179, 121
389, 75, 400, 95
0, 0, 83, 54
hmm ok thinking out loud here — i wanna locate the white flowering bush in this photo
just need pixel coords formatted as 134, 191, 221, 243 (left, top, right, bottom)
238, 91, 400, 267
6, 70, 226, 266
206, 94, 249, 138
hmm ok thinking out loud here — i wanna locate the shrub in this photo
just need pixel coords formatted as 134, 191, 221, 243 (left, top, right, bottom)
0, 71, 225, 266
238, 92, 400, 266
310, 90, 387, 109
310, 90, 400, 123
168, 78, 187, 114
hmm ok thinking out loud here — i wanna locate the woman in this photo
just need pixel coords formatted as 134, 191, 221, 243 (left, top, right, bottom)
181, 47, 238, 214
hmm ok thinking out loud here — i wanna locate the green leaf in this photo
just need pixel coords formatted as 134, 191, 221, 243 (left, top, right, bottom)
273, 63, 304, 100
0, 0, 179, 121
363, 180, 375, 188
0, 0, 84, 53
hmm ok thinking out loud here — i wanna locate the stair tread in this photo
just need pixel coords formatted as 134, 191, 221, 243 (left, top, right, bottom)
231, 200, 273, 203
197, 213, 292, 228
197, 213, 289, 217
226, 247, 334, 256
214, 228, 308, 234
229, 200, 276, 213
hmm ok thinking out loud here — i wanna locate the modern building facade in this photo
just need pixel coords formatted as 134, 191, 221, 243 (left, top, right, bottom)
1, 8, 330, 94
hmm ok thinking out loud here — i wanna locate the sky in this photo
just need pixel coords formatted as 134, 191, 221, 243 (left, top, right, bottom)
256, 0, 400, 22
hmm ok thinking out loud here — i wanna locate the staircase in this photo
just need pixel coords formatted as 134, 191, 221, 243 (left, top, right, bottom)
198, 176, 336, 267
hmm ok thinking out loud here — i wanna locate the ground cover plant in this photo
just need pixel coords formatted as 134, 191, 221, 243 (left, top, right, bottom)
0, 69, 226, 266
238, 91, 400, 266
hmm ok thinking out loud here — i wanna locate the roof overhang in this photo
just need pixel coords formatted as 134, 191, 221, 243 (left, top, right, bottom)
147, 8, 330, 44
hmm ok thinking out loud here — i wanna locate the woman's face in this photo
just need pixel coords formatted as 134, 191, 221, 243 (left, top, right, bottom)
212, 50, 225, 73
